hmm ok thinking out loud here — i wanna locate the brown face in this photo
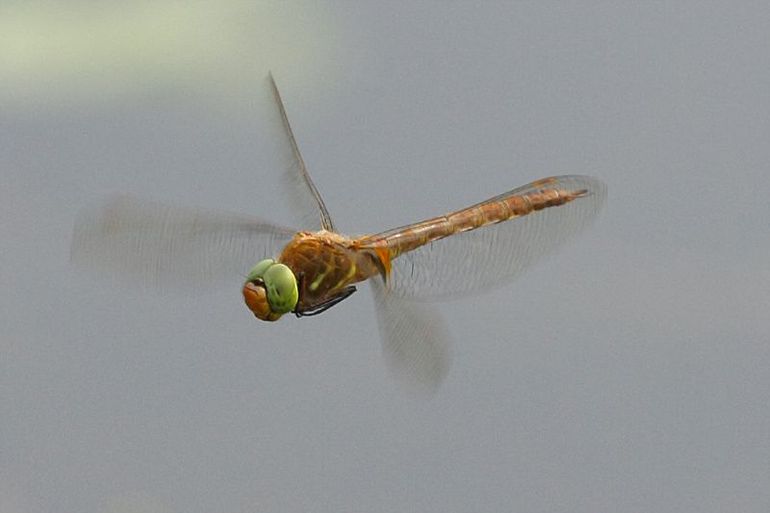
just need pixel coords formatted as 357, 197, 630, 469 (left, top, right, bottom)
242, 281, 283, 321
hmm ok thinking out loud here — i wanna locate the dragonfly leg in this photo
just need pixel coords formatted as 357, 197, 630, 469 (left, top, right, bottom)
294, 285, 357, 318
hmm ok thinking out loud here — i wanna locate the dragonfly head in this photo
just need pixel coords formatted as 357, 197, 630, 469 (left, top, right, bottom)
242, 259, 299, 321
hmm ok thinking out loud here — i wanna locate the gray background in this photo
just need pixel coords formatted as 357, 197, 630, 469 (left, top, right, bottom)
2, 2, 769, 512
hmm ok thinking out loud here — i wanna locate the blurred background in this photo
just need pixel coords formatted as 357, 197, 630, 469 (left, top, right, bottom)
2, 2, 769, 512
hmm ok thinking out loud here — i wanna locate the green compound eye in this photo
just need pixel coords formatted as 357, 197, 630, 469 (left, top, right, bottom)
262, 263, 298, 314
246, 259, 276, 283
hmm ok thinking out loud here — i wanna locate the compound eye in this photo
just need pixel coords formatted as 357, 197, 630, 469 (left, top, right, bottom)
246, 259, 276, 283
262, 263, 298, 314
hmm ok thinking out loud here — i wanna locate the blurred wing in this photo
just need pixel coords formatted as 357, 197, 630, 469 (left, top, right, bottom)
267, 73, 334, 231
371, 175, 606, 300
71, 195, 296, 291
370, 277, 451, 392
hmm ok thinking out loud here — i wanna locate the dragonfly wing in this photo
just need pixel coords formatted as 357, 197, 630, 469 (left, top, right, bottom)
370, 277, 451, 392
267, 73, 335, 232
71, 195, 297, 291
373, 175, 606, 300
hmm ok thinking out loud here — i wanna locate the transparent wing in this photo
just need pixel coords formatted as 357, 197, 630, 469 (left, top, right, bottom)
375, 175, 606, 300
267, 73, 334, 232
370, 277, 451, 392
71, 195, 297, 291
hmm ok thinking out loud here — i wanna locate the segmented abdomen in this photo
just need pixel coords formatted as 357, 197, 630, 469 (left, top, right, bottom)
360, 183, 589, 263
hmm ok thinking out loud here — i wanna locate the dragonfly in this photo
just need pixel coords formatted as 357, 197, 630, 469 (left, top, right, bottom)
72, 74, 606, 389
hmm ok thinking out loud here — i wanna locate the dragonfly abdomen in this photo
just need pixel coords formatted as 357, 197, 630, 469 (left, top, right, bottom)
378, 185, 588, 260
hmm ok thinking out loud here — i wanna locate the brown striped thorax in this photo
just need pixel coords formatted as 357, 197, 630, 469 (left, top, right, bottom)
242, 182, 590, 321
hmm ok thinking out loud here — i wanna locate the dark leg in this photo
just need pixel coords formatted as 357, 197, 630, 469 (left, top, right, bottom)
294, 286, 357, 317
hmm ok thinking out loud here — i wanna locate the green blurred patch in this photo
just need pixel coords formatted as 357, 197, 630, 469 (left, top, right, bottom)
0, 1, 336, 109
